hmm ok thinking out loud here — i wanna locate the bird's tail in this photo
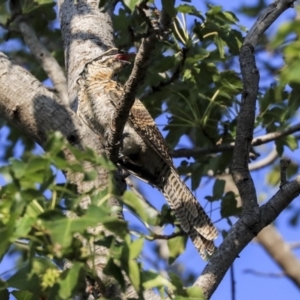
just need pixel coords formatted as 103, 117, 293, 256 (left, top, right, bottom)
161, 167, 218, 258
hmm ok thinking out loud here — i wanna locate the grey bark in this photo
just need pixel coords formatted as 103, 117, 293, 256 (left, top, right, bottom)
57, 0, 114, 111
194, 1, 299, 298
256, 225, 300, 289
0, 51, 160, 299
2, 0, 161, 297
195, 174, 300, 298
15, 16, 69, 105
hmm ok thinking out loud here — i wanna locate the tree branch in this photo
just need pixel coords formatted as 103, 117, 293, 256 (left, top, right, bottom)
0, 50, 160, 300
194, 1, 297, 298
232, 0, 297, 217
172, 122, 300, 158
280, 158, 291, 187
249, 147, 278, 171
149, 231, 184, 240
58, 0, 115, 111
289, 242, 300, 249
0, 22, 20, 35
57, 1, 160, 298
256, 225, 300, 289
14, 15, 69, 105
230, 264, 236, 300
244, 269, 286, 278
106, 6, 158, 162
145, 47, 187, 97
194, 174, 300, 298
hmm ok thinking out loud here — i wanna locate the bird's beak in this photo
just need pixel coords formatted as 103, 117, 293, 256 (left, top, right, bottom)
115, 53, 135, 65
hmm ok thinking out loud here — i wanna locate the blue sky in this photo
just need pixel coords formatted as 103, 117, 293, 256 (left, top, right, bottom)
0, 0, 300, 299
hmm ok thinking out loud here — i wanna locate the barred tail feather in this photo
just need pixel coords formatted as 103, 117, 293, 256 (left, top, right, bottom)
161, 168, 218, 257
189, 228, 216, 259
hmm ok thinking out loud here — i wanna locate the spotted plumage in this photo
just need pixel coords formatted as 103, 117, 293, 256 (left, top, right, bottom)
77, 48, 218, 258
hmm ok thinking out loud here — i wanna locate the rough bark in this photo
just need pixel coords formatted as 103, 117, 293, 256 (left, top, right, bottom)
256, 225, 300, 289
194, 1, 299, 298
0, 51, 160, 299
15, 16, 69, 105
1, 0, 161, 297
215, 155, 300, 292
194, 174, 300, 298
58, 0, 115, 110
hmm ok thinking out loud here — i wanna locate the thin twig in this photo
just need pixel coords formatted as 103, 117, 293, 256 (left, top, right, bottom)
289, 242, 300, 250
150, 231, 184, 240
244, 269, 286, 278
249, 147, 278, 171
106, 7, 157, 162
230, 263, 236, 300
280, 158, 291, 188
0, 22, 20, 35
172, 122, 300, 158
146, 47, 187, 96
13, 13, 69, 105
194, 1, 297, 298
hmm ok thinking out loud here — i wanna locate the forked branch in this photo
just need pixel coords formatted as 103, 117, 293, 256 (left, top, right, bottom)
194, 1, 299, 298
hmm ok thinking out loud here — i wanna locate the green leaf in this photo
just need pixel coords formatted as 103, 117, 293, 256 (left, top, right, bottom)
186, 286, 206, 299
58, 262, 86, 299
129, 238, 144, 260
103, 218, 128, 238
11, 290, 33, 300
26, 156, 49, 173
214, 35, 225, 59
271, 20, 300, 48
275, 134, 298, 156
35, 0, 55, 4
212, 179, 225, 200
0, 221, 15, 260
123, 0, 142, 12
32, 257, 58, 274
167, 234, 187, 264
169, 272, 185, 295
266, 165, 280, 186
10, 159, 26, 179
0, 289, 9, 300
220, 192, 241, 218
104, 258, 126, 290
284, 63, 300, 83
41, 205, 112, 248
7, 258, 56, 293
162, 0, 177, 17
141, 271, 175, 290
28, 2, 56, 21
283, 135, 298, 151
12, 199, 42, 239
128, 260, 141, 292
176, 4, 204, 19
122, 191, 149, 223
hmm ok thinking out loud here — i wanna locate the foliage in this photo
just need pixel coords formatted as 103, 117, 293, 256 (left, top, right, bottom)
0, 0, 300, 298
0, 133, 206, 299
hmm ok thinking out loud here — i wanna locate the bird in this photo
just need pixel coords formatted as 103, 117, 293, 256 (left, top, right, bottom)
77, 48, 218, 259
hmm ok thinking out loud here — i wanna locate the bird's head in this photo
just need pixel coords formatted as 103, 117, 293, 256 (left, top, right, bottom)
81, 48, 133, 81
